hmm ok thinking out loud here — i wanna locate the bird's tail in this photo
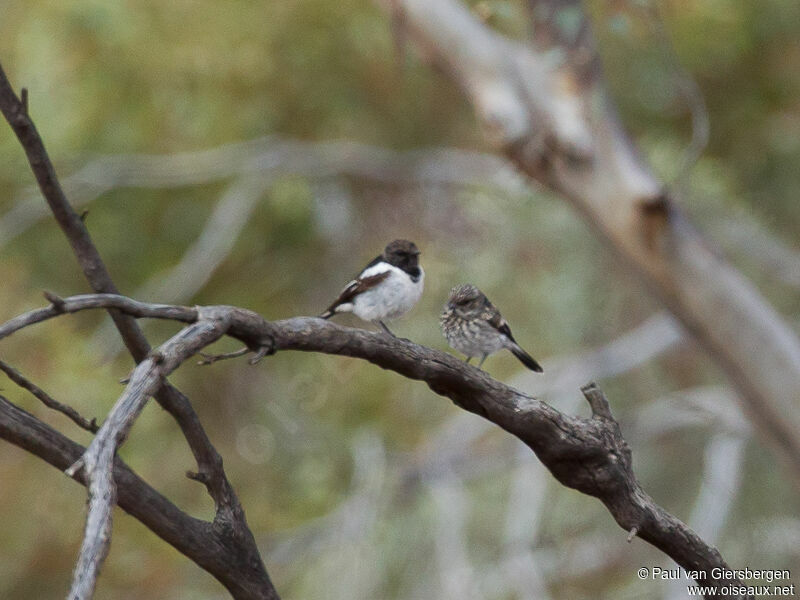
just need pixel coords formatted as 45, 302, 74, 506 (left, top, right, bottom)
319, 309, 334, 319
510, 344, 543, 372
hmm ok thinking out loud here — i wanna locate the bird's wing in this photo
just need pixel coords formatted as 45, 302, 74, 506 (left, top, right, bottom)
485, 306, 516, 342
336, 271, 391, 305
321, 259, 391, 317
486, 305, 542, 371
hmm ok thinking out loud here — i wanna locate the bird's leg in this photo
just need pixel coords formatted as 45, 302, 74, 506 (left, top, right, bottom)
464, 356, 472, 364
378, 321, 396, 337
478, 354, 487, 368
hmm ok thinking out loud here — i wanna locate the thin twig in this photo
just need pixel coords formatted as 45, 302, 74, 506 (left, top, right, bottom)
0, 294, 197, 341
582, 381, 614, 419
627, 526, 638, 543
0, 359, 98, 432
197, 346, 250, 365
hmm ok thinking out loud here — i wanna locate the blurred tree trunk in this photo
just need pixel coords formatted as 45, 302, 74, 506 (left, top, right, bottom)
378, 0, 800, 488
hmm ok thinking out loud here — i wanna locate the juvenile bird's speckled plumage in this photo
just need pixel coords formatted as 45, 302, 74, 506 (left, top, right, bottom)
440, 284, 542, 371
320, 239, 424, 336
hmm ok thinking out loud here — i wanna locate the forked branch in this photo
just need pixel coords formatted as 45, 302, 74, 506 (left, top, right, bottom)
0, 295, 754, 598
0, 64, 278, 600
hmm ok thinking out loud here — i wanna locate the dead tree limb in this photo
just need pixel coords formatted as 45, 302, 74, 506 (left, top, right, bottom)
64, 309, 238, 600
374, 0, 800, 489
0, 65, 278, 600
0, 395, 275, 599
0, 294, 755, 598
0, 18, 770, 597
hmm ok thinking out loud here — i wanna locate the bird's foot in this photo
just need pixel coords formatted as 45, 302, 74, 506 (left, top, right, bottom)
377, 321, 397, 337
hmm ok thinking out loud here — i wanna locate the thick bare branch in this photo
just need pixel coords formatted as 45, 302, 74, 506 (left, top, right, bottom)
0, 295, 269, 598
66, 309, 235, 599
375, 0, 800, 493
0, 395, 278, 599
0, 65, 277, 600
0, 294, 754, 597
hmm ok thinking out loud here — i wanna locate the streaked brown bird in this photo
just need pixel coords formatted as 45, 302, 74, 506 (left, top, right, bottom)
440, 283, 543, 371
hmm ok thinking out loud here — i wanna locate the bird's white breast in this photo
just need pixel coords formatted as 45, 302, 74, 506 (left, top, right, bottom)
352, 264, 424, 322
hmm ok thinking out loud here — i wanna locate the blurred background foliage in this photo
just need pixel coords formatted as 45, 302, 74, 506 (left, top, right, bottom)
0, 0, 798, 598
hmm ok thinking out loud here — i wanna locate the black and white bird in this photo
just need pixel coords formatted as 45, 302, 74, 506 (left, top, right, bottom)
440, 283, 543, 372
320, 239, 424, 336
